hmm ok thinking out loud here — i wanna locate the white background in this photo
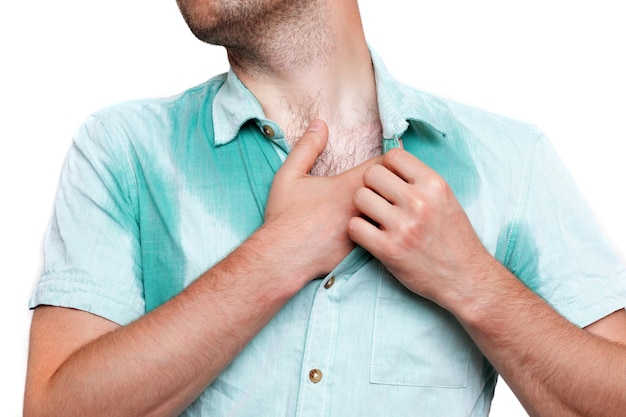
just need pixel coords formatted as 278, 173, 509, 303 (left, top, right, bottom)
2, 1, 624, 415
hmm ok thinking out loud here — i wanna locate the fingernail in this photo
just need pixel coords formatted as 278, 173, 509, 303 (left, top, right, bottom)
306, 119, 323, 132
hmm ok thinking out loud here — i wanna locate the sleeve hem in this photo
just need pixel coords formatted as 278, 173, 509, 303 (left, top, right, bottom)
29, 277, 145, 326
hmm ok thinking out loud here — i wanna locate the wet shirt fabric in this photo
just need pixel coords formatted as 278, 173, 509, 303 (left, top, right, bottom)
30, 51, 626, 416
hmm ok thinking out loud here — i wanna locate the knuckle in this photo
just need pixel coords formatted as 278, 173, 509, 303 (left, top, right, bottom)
401, 217, 422, 243
426, 175, 449, 195
382, 148, 403, 166
383, 219, 422, 261
362, 164, 380, 186
347, 217, 360, 236
382, 237, 407, 263
353, 187, 368, 206
405, 192, 425, 215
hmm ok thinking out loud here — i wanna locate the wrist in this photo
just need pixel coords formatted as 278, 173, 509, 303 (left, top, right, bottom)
238, 225, 313, 298
446, 254, 520, 329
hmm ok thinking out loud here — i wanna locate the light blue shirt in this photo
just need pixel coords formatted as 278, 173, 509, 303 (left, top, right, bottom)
31, 51, 626, 416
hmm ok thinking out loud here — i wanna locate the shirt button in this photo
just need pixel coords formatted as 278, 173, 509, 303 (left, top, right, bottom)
262, 125, 275, 138
309, 369, 323, 384
323, 276, 335, 289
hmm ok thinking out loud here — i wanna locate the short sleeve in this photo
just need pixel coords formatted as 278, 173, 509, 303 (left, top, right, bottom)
504, 132, 626, 327
29, 115, 145, 325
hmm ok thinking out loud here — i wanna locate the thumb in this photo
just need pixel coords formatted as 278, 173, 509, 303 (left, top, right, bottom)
281, 119, 328, 176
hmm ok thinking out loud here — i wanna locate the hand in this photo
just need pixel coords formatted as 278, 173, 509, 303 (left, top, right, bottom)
262, 119, 382, 282
347, 148, 493, 310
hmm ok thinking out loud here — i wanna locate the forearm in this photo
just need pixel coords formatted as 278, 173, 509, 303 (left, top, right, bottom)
26, 228, 304, 417
348, 148, 626, 415
458, 260, 626, 417
26, 122, 366, 417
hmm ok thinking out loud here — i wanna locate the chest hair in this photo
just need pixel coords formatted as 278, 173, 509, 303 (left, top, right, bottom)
285, 115, 383, 177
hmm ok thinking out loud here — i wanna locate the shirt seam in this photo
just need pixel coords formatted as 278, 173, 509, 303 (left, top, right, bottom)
38, 272, 142, 306
83, 114, 141, 225
502, 126, 542, 267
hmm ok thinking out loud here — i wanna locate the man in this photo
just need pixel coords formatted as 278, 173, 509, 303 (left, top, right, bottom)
24, 0, 626, 416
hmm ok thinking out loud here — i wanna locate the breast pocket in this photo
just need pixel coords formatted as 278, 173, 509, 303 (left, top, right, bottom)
370, 264, 475, 387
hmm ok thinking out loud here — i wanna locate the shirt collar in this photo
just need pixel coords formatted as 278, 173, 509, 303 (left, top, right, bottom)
212, 47, 448, 146
212, 70, 273, 146
369, 49, 448, 139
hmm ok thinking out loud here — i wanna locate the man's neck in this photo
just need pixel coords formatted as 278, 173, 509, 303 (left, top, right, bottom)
226, 1, 381, 168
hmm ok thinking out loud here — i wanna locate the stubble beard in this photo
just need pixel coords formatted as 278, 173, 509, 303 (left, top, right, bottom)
177, 0, 334, 77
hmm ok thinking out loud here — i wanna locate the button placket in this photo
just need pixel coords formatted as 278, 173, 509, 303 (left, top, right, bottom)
295, 281, 339, 417
295, 247, 369, 416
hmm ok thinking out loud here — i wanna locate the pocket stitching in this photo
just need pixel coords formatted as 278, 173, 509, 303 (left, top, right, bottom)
369, 263, 472, 388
